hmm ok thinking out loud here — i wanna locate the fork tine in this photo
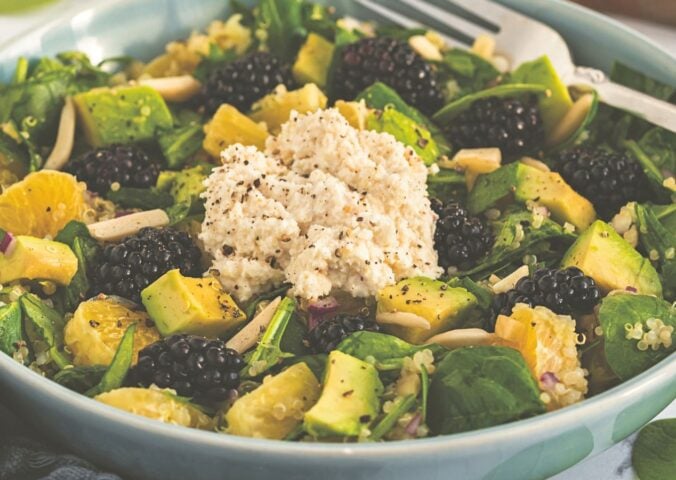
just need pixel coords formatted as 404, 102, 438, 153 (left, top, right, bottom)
398, 0, 490, 41
354, 0, 463, 48
449, 0, 529, 25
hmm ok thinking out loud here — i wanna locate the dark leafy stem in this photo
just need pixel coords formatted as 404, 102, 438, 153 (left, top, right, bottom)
86, 324, 136, 397
244, 283, 292, 319
244, 297, 296, 378
369, 394, 416, 441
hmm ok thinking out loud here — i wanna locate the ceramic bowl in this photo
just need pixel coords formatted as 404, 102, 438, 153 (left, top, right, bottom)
0, 1, 674, 479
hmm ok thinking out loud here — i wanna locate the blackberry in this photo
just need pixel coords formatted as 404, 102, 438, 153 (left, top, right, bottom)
493, 267, 601, 318
66, 145, 162, 195
332, 37, 444, 115
129, 334, 244, 404
199, 52, 294, 115
446, 96, 545, 158
90, 227, 202, 302
552, 147, 650, 219
306, 313, 380, 354
432, 199, 493, 271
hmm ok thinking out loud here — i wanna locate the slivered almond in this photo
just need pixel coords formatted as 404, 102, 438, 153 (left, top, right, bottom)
427, 328, 496, 349
87, 209, 169, 242
139, 75, 201, 102
376, 311, 431, 330
546, 93, 594, 147
492, 265, 530, 294
44, 97, 76, 170
226, 297, 282, 353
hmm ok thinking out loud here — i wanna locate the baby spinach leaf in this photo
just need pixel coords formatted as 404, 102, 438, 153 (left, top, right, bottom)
165, 201, 192, 225
86, 324, 136, 397
0, 302, 23, 358
255, 0, 307, 63
54, 220, 92, 245
624, 140, 672, 202
428, 346, 545, 435
634, 203, 676, 300
447, 276, 493, 313
106, 187, 174, 210
54, 365, 107, 393
19, 293, 71, 369
632, 419, 676, 480
637, 128, 675, 175
0, 130, 29, 178
437, 48, 500, 100
337, 331, 444, 370
157, 123, 205, 169
244, 283, 291, 319
279, 314, 311, 356
192, 44, 238, 82
599, 294, 675, 381
427, 169, 466, 202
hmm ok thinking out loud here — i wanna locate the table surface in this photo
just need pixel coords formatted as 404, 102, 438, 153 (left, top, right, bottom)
1, 2, 674, 480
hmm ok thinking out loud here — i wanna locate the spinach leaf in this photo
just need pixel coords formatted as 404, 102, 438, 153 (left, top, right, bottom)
376, 26, 427, 40
54, 365, 107, 393
637, 128, 675, 176
86, 324, 136, 397
610, 62, 674, 102
624, 140, 672, 202
165, 201, 192, 225
599, 293, 675, 381
337, 331, 444, 370
437, 48, 500, 100
54, 220, 91, 245
460, 209, 575, 280
634, 204, 676, 300
255, 0, 307, 63
369, 394, 417, 441
106, 187, 174, 210
0, 130, 29, 179
447, 276, 493, 313
281, 353, 326, 379
279, 313, 311, 356
427, 169, 466, 202
244, 283, 291, 319
428, 346, 545, 435
192, 44, 238, 82
632, 419, 676, 480
157, 123, 205, 169
301, 2, 338, 40
0, 302, 23, 358
19, 293, 71, 369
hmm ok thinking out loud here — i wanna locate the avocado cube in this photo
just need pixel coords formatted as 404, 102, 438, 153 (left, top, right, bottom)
561, 220, 662, 296
0, 236, 77, 286
468, 162, 596, 231
73, 85, 173, 147
227, 362, 321, 439
141, 269, 246, 338
250, 83, 327, 134
292, 33, 335, 87
304, 351, 383, 437
377, 277, 478, 344
157, 165, 210, 207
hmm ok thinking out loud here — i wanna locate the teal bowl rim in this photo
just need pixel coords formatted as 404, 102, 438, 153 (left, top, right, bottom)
0, 0, 675, 458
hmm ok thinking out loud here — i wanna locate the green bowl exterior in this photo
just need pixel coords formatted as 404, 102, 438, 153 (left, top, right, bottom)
0, 1, 674, 479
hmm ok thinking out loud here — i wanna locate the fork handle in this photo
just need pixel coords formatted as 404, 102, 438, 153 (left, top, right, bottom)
568, 66, 676, 133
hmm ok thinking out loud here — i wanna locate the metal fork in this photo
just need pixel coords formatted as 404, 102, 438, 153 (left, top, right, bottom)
354, 0, 676, 132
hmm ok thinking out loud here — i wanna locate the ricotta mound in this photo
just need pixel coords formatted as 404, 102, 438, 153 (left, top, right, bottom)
200, 108, 442, 301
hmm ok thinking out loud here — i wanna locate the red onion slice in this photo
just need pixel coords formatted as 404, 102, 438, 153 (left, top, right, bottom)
0, 229, 15, 255
540, 371, 559, 389
405, 412, 423, 436
307, 296, 339, 330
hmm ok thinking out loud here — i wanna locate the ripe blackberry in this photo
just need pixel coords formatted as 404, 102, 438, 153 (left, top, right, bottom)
90, 227, 202, 302
199, 51, 294, 115
129, 334, 244, 404
552, 147, 650, 219
446, 96, 545, 158
306, 314, 380, 354
332, 37, 444, 115
493, 267, 601, 318
432, 199, 493, 271
66, 144, 162, 195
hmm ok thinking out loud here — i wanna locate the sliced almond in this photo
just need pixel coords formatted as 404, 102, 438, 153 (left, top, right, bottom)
44, 97, 76, 170
426, 328, 496, 349
376, 311, 431, 330
87, 209, 170, 242
226, 296, 282, 354
492, 265, 530, 294
546, 93, 594, 147
520, 156, 551, 172
139, 75, 202, 103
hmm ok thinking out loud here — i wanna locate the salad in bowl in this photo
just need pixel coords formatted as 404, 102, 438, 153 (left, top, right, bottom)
0, 0, 674, 445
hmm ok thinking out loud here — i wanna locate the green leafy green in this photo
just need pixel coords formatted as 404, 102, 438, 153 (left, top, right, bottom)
428, 346, 545, 435
192, 44, 238, 82
279, 314, 311, 356
634, 203, 676, 300
0, 130, 29, 178
337, 331, 444, 370
54, 220, 91, 245
369, 394, 416, 441
165, 202, 192, 225
54, 365, 107, 393
632, 419, 676, 480
637, 128, 675, 176
624, 140, 672, 201
281, 353, 327, 379
599, 293, 675, 381
255, 0, 307, 63
437, 48, 500, 100
610, 63, 674, 102
244, 283, 291, 319
19, 293, 70, 369
0, 302, 23, 358
426, 168, 466, 201
106, 187, 174, 210
447, 276, 494, 315
157, 123, 205, 169
86, 324, 136, 397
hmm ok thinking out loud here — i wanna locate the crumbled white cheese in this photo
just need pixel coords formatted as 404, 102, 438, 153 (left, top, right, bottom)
201, 108, 442, 301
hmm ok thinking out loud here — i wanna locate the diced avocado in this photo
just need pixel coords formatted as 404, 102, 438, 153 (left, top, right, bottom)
561, 220, 662, 296
250, 83, 328, 134
73, 85, 173, 147
157, 165, 210, 207
203, 104, 268, 157
377, 277, 478, 344
468, 161, 596, 231
510, 55, 573, 137
365, 107, 439, 165
227, 362, 321, 439
335, 100, 370, 130
292, 33, 335, 87
141, 269, 246, 337
0, 236, 77, 286
304, 351, 383, 437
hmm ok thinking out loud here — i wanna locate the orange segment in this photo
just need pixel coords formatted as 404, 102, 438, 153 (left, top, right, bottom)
64, 296, 161, 367
0, 170, 86, 238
